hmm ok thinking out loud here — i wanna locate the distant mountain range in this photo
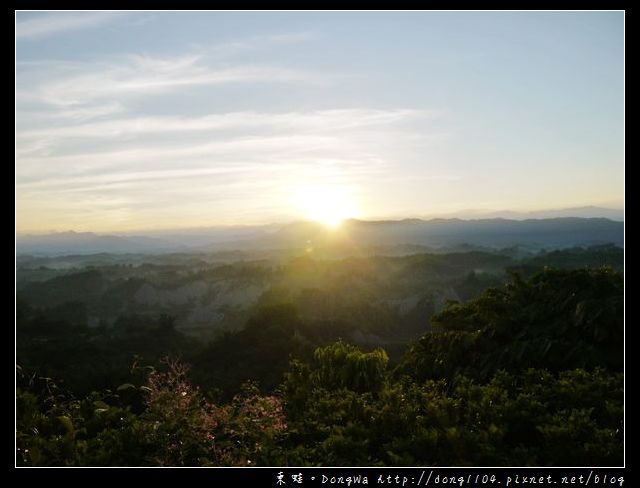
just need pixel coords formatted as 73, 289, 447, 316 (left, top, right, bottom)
15, 231, 186, 256
16, 213, 624, 257
261, 217, 623, 251
433, 206, 623, 221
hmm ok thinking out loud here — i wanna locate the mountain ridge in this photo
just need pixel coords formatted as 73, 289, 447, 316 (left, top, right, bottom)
16, 216, 624, 256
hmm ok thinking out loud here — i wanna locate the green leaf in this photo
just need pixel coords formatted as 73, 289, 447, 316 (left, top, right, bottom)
57, 415, 74, 436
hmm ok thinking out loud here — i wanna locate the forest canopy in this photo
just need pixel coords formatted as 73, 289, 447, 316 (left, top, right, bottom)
16, 254, 624, 466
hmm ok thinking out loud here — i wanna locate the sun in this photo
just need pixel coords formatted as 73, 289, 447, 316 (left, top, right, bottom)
294, 184, 358, 228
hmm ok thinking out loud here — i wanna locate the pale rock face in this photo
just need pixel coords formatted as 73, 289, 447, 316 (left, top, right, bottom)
131, 278, 268, 334
208, 282, 266, 308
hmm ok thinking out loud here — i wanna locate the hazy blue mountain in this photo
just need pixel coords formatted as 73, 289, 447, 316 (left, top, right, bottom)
16, 231, 185, 256
16, 217, 623, 256
265, 217, 624, 250
428, 206, 623, 221
520, 206, 623, 220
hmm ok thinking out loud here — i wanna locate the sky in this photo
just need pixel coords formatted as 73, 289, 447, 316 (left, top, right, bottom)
15, 11, 624, 233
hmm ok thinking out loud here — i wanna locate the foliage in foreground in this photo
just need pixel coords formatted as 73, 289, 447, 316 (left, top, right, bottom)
16, 268, 624, 466
17, 359, 286, 466
282, 357, 622, 466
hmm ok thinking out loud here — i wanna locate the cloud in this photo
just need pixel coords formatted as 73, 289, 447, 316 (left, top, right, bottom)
16, 100, 443, 220
16, 132, 383, 184
15, 32, 447, 231
55, 102, 126, 121
15, 107, 432, 199
17, 109, 431, 141
15, 12, 124, 39
18, 53, 323, 109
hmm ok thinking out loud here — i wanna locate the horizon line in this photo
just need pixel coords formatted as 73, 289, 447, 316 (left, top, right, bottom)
15, 210, 624, 237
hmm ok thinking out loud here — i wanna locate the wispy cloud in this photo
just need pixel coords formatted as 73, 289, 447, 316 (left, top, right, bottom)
15, 12, 125, 39
17, 109, 432, 141
18, 53, 324, 110
16, 108, 436, 201
15, 28, 448, 231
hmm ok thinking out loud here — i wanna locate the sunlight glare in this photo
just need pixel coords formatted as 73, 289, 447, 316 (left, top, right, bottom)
294, 184, 358, 228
